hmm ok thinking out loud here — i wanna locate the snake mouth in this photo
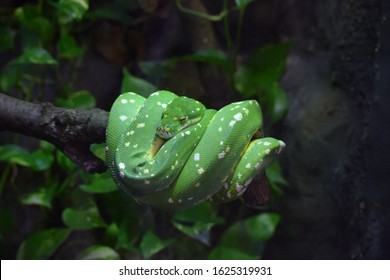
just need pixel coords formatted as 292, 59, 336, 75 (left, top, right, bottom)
156, 127, 174, 139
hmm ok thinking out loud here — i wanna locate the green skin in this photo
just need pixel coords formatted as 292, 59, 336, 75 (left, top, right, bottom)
106, 91, 285, 211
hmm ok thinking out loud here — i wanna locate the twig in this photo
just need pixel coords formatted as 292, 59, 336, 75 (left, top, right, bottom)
176, 0, 228, 21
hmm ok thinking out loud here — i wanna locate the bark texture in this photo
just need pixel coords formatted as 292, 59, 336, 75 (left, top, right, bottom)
262, 0, 389, 259
0, 93, 108, 173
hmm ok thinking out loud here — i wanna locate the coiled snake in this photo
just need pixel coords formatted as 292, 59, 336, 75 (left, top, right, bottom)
106, 91, 285, 211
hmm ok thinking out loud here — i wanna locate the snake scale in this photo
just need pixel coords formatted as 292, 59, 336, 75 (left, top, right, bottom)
106, 91, 285, 211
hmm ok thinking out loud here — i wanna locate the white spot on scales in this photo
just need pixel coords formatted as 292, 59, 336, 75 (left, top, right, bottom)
233, 113, 243, 121
218, 151, 226, 159
194, 153, 200, 161
119, 115, 128, 121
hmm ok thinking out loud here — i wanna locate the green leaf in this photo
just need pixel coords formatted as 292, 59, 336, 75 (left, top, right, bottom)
80, 173, 117, 193
234, 42, 290, 123
0, 25, 16, 52
30, 149, 55, 171
266, 161, 288, 186
62, 206, 107, 230
56, 0, 89, 24
235, 43, 290, 96
14, 5, 40, 24
13, 6, 52, 46
90, 0, 138, 25
121, 68, 157, 98
20, 189, 52, 208
0, 145, 32, 167
0, 145, 53, 171
29, 17, 53, 44
56, 150, 77, 171
17, 228, 71, 259
90, 143, 106, 161
140, 230, 174, 259
235, 0, 257, 11
18, 16, 54, 46
0, 62, 23, 92
56, 90, 96, 109
173, 202, 223, 224
39, 140, 56, 153
102, 223, 119, 247
172, 203, 224, 245
139, 60, 177, 84
172, 221, 213, 246
266, 161, 288, 197
78, 245, 120, 260
212, 213, 280, 259
208, 246, 257, 260
180, 49, 234, 73
20, 182, 57, 209
57, 35, 85, 58
264, 82, 288, 124
16, 47, 57, 65
115, 217, 141, 252
66, 90, 96, 108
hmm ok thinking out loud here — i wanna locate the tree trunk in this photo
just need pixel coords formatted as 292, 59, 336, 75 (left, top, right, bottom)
263, 0, 390, 259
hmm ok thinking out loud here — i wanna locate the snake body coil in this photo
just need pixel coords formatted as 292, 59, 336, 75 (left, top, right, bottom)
106, 91, 285, 211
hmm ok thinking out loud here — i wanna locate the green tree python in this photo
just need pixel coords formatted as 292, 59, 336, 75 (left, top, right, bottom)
106, 91, 285, 211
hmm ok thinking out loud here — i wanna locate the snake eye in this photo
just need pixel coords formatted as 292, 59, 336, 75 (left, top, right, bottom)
179, 115, 187, 122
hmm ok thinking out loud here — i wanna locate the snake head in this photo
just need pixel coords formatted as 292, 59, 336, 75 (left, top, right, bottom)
156, 96, 206, 139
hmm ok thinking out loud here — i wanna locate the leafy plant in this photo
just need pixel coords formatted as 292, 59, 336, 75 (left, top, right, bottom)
209, 213, 280, 259
235, 42, 290, 123
0, 0, 288, 260
16, 228, 71, 260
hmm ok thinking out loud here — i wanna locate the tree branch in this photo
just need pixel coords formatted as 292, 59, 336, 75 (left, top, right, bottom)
0, 92, 270, 207
0, 93, 108, 173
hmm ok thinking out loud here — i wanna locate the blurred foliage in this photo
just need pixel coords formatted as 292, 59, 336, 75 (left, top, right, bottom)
0, 0, 288, 259
235, 43, 290, 124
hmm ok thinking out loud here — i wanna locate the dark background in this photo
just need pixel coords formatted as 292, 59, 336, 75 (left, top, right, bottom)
264, 0, 390, 259
1, 0, 389, 259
